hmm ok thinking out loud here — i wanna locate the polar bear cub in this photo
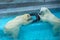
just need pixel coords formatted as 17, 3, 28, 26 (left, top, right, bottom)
39, 7, 60, 36
4, 14, 33, 39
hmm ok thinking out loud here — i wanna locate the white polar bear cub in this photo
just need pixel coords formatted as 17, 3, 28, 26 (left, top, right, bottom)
4, 14, 33, 39
39, 7, 60, 36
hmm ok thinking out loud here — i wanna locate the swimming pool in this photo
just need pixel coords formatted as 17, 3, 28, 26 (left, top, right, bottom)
0, 8, 60, 40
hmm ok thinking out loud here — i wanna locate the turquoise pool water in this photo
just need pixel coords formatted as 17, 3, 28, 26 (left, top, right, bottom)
0, 8, 60, 40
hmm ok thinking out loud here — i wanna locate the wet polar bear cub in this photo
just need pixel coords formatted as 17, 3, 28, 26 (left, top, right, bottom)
39, 7, 60, 36
4, 14, 33, 39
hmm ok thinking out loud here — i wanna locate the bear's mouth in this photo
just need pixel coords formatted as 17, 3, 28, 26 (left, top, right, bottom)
27, 17, 32, 21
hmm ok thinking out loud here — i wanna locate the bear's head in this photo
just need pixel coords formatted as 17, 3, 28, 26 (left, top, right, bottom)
21, 14, 33, 25
22, 14, 32, 21
39, 7, 51, 22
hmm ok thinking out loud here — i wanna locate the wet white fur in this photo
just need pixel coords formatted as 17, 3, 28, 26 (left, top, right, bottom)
4, 14, 33, 39
39, 7, 60, 36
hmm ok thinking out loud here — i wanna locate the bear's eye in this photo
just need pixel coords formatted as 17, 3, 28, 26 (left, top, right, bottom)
46, 10, 48, 12
27, 15, 30, 17
40, 11, 44, 16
